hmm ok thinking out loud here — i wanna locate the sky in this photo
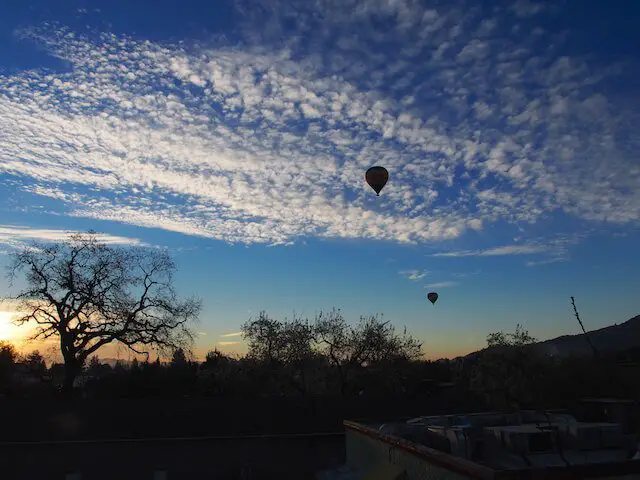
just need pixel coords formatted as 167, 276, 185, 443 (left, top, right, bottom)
0, 0, 639, 361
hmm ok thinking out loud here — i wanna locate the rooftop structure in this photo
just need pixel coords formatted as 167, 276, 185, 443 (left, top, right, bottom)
322, 409, 640, 479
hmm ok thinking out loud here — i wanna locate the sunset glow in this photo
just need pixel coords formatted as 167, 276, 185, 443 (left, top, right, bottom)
0, 311, 20, 342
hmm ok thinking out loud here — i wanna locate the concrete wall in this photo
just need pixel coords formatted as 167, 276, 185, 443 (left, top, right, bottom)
1, 434, 345, 480
345, 429, 474, 480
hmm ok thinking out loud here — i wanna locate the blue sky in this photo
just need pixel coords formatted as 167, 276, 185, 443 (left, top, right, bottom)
1, 0, 639, 360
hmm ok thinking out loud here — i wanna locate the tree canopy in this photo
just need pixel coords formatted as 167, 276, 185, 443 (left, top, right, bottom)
242, 308, 422, 395
470, 324, 542, 410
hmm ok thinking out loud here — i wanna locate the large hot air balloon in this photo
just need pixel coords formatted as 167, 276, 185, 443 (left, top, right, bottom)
427, 292, 438, 305
365, 166, 389, 196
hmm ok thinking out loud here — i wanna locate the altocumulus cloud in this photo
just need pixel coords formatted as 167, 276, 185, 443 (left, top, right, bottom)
1, 0, 639, 248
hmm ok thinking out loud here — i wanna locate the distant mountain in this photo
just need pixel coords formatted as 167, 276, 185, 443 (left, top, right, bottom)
533, 315, 640, 358
463, 314, 640, 360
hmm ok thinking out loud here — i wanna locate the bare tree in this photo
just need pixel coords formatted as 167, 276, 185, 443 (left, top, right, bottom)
315, 308, 422, 396
242, 308, 423, 396
279, 315, 318, 394
242, 312, 317, 394
241, 311, 287, 367
6, 231, 201, 396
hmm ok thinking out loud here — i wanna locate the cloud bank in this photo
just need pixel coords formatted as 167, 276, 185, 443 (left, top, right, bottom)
1, 0, 638, 248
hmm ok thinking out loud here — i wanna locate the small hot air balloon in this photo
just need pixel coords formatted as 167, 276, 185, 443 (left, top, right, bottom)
427, 292, 438, 305
365, 166, 389, 196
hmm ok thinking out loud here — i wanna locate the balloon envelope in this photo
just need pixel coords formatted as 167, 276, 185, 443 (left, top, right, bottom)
365, 166, 389, 196
427, 292, 438, 305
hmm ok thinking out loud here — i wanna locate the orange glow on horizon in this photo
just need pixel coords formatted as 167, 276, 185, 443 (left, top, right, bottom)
0, 311, 479, 362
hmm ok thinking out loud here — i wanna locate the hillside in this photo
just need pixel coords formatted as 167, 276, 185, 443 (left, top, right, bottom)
533, 314, 640, 358
463, 314, 640, 360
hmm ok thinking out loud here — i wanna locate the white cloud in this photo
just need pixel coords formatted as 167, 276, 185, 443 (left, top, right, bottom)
0, 2, 638, 250
431, 232, 589, 265
218, 341, 240, 346
451, 270, 481, 278
220, 331, 243, 338
432, 245, 548, 257
0, 225, 142, 249
399, 269, 429, 281
525, 257, 567, 267
424, 281, 458, 289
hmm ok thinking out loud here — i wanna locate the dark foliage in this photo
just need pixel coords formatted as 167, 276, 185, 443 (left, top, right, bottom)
1, 326, 639, 443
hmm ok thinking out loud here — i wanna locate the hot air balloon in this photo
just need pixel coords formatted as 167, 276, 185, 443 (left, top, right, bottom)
365, 166, 389, 196
427, 292, 438, 305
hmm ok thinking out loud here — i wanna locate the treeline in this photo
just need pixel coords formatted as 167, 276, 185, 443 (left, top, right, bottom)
2, 317, 640, 411
0, 309, 449, 401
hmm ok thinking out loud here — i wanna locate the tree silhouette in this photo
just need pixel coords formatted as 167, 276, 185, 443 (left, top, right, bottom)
243, 308, 423, 396
6, 231, 201, 397
0, 341, 18, 392
242, 312, 319, 395
198, 349, 238, 397
22, 351, 47, 377
315, 309, 422, 396
202, 349, 225, 369
279, 316, 318, 395
85, 356, 112, 386
242, 311, 287, 367
470, 324, 541, 409
170, 348, 188, 367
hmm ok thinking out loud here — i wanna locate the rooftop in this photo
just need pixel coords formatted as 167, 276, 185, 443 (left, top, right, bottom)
339, 409, 640, 479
